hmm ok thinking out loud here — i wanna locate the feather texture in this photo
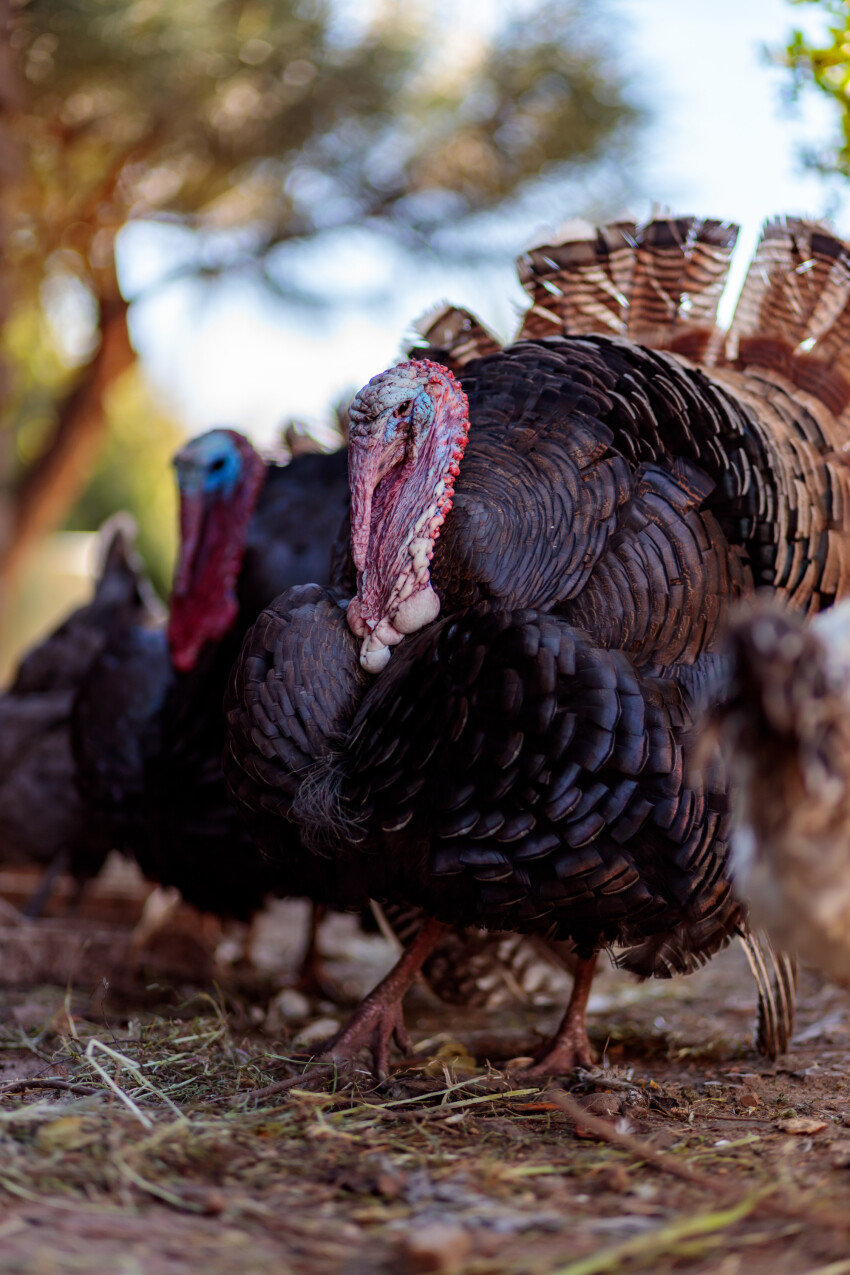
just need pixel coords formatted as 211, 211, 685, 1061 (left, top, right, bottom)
517, 216, 738, 363
226, 214, 850, 1067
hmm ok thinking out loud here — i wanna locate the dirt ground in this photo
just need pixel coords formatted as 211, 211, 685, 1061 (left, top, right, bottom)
1, 863, 850, 1275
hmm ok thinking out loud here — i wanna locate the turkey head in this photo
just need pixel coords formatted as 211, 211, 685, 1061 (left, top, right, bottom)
168, 429, 266, 671
346, 360, 469, 672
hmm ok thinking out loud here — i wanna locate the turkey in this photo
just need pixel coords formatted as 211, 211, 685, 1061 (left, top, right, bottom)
226, 215, 850, 1074
0, 517, 162, 912
72, 429, 355, 977
713, 596, 850, 986
65, 428, 550, 1005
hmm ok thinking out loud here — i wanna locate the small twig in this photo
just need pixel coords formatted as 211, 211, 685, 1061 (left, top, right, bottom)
0, 1077, 99, 1097
241, 1065, 339, 1104
546, 1088, 729, 1190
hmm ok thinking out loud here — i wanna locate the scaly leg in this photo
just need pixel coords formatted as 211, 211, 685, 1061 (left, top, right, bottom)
322, 916, 449, 1076
522, 953, 599, 1076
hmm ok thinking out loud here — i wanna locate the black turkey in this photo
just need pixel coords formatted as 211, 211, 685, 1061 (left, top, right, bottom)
0, 517, 161, 911
73, 430, 355, 975
225, 215, 850, 1073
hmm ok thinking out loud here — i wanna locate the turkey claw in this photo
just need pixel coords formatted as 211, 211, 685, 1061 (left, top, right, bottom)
518, 1032, 598, 1079
321, 996, 412, 1078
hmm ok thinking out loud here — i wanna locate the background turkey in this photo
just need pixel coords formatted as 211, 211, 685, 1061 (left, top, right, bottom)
72, 427, 356, 985
225, 215, 850, 1075
0, 516, 162, 914
713, 596, 850, 987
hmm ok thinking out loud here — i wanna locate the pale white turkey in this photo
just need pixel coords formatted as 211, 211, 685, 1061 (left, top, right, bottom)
717, 596, 850, 985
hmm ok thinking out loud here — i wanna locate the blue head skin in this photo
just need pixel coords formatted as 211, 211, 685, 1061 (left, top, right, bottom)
173, 429, 243, 502
168, 428, 267, 670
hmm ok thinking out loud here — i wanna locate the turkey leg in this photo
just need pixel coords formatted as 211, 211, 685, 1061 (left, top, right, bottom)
292, 903, 345, 1002
522, 953, 599, 1076
322, 916, 449, 1077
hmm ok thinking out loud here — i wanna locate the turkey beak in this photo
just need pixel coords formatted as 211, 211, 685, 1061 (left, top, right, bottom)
173, 491, 205, 598
348, 438, 384, 574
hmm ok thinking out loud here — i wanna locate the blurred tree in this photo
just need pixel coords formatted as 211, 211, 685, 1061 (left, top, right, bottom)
64, 367, 181, 598
783, 0, 850, 175
0, 0, 643, 596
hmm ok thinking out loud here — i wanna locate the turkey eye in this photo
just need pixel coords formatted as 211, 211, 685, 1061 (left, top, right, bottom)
209, 457, 227, 472
395, 400, 412, 417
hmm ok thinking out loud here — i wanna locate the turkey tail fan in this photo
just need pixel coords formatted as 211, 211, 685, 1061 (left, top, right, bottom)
516, 219, 636, 341
409, 302, 502, 370
738, 929, 798, 1060
628, 217, 739, 361
516, 216, 738, 363
727, 218, 850, 427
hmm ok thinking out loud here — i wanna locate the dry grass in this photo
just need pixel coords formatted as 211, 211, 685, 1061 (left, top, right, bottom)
1, 885, 850, 1273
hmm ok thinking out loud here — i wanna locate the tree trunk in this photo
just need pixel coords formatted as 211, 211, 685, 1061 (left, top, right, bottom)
0, 0, 26, 596
0, 283, 135, 593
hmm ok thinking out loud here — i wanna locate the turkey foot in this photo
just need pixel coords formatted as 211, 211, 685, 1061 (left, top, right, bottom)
322, 916, 448, 1077
521, 954, 599, 1076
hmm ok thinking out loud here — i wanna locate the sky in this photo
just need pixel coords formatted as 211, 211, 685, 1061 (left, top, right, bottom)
120, 0, 846, 448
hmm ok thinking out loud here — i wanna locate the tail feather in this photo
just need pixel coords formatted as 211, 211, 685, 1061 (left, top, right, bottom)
726, 218, 850, 424
738, 929, 798, 1060
628, 218, 738, 359
410, 303, 502, 370
517, 219, 637, 341
517, 216, 738, 362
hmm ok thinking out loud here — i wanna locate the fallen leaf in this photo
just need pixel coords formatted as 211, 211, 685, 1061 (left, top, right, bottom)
776, 1117, 827, 1135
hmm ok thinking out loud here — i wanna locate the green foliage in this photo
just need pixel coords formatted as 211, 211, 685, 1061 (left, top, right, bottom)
12, 0, 641, 247
0, 0, 642, 605
784, 0, 850, 175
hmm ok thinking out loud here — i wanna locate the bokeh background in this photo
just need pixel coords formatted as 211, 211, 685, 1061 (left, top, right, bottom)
1, 0, 848, 676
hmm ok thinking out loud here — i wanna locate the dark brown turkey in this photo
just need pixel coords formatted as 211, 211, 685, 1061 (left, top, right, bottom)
225, 216, 850, 1074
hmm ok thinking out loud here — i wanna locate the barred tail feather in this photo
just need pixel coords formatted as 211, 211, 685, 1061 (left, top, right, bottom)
517, 216, 738, 363
409, 303, 502, 369
738, 929, 798, 1060
516, 219, 637, 341
726, 218, 850, 426
628, 217, 738, 360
